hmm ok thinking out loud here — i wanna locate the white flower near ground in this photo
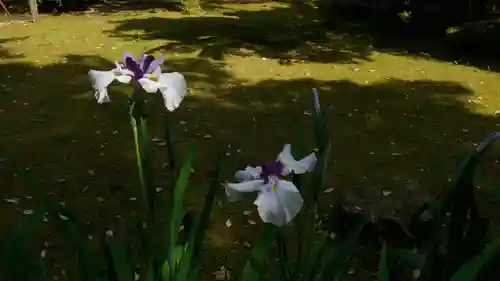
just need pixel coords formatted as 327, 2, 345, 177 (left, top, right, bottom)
225, 144, 316, 226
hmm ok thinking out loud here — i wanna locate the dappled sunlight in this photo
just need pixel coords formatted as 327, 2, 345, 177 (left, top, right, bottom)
0, 37, 27, 59
1, 2, 500, 279
108, 3, 373, 64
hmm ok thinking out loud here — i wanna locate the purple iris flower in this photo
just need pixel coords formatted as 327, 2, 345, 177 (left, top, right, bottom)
224, 144, 317, 227
88, 52, 187, 111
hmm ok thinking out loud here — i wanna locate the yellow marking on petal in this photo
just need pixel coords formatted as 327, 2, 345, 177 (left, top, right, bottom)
272, 183, 278, 192
149, 76, 159, 82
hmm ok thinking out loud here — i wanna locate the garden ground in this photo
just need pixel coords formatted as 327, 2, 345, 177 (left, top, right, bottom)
1, 1, 500, 280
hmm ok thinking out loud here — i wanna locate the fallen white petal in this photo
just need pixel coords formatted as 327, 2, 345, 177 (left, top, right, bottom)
4, 198, 20, 204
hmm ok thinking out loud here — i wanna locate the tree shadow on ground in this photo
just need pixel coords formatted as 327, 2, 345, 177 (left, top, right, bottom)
3, 0, 183, 15
83, 0, 184, 14
109, 1, 500, 71
109, 5, 373, 64
324, 12, 500, 72
1, 53, 500, 279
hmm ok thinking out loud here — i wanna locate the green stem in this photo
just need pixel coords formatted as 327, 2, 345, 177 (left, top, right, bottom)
131, 112, 149, 217
130, 88, 153, 219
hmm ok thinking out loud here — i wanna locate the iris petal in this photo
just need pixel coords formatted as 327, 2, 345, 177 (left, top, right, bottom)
253, 179, 302, 226
146, 56, 164, 74
278, 144, 316, 175
141, 55, 155, 73
157, 72, 187, 111
235, 166, 262, 182
275, 180, 303, 223
88, 70, 115, 103
125, 57, 144, 79
254, 190, 284, 226
225, 180, 264, 202
137, 77, 160, 94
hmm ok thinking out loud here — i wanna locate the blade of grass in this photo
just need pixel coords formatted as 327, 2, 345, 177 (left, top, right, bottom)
392, 249, 425, 269
277, 232, 292, 281
378, 243, 389, 281
174, 155, 222, 281
1, 153, 64, 280
168, 142, 196, 266
139, 114, 155, 219
299, 89, 331, 261
241, 224, 279, 281
55, 212, 99, 281
1, 209, 44, 281
299, 235, 330, 281
105, 235, 134, 281
450, 240, 500, 281
317, 224, 364, 281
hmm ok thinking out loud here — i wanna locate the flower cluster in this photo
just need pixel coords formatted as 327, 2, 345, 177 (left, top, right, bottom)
88, 52, 318, 227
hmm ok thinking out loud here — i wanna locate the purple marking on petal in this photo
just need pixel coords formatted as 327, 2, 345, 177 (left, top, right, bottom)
141, 55, 155, 73
145, 56, 164, 74
125, 57, 144, 79
123, 52, 137, 64
261, 161, 284, 180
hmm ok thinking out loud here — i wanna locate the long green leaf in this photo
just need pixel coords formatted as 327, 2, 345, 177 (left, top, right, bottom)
450, 240, 500, 281
438, 133, 500, 217
278, 233, 292, 281
393, 249, 425, 269
298, 234, 329, 281
140, 115, 155, 218
106, 236, 134, 281
317, 224, 364, 281
174, 155, 222, 281
168, 142, 196, 265
1, 209, 44, 281
241, 224, 279, 281
301, 88, 331, 261
378, 243, 389, 281
55, 213, 98, 281
1, 154, 58, 280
